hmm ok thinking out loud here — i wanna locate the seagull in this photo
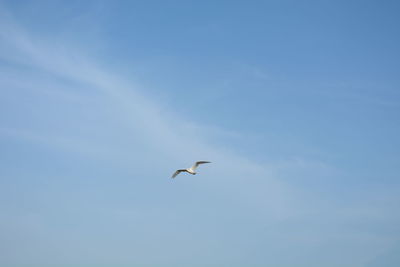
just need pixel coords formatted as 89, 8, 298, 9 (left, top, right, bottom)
171, 161, 211, 178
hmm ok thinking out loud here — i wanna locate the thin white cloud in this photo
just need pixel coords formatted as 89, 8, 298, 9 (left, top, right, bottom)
0, 6, 292, 214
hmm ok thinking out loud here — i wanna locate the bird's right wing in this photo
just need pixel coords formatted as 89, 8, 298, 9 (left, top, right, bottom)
171, 169, 186, 178
191, 161, 211, 170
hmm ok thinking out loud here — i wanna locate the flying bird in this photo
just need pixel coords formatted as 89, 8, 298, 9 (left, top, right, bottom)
171, 161, 211, 178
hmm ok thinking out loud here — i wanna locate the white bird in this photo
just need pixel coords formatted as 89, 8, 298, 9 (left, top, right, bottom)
171, 161, 211, 178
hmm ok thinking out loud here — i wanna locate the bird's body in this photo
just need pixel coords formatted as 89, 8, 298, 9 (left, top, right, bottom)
171, 161, 211, 178
186, 168, 196, 175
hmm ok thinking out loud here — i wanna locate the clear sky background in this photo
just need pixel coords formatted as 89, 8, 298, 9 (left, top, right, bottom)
0, 0, 399, 266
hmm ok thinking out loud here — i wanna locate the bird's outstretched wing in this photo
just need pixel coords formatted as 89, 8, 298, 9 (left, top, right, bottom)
172, 169, 187, 178
191, 161, 211, 171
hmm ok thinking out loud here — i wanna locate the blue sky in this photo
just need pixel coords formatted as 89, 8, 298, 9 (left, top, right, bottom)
0, 0, 399, 266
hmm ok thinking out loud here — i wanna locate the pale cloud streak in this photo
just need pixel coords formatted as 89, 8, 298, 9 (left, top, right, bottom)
0, 6, 290, 212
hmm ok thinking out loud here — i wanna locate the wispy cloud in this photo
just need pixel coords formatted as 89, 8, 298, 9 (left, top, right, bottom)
0, 4, 291, 212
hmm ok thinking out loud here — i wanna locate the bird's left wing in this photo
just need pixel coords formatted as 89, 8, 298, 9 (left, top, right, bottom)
191, 161, 211, 170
